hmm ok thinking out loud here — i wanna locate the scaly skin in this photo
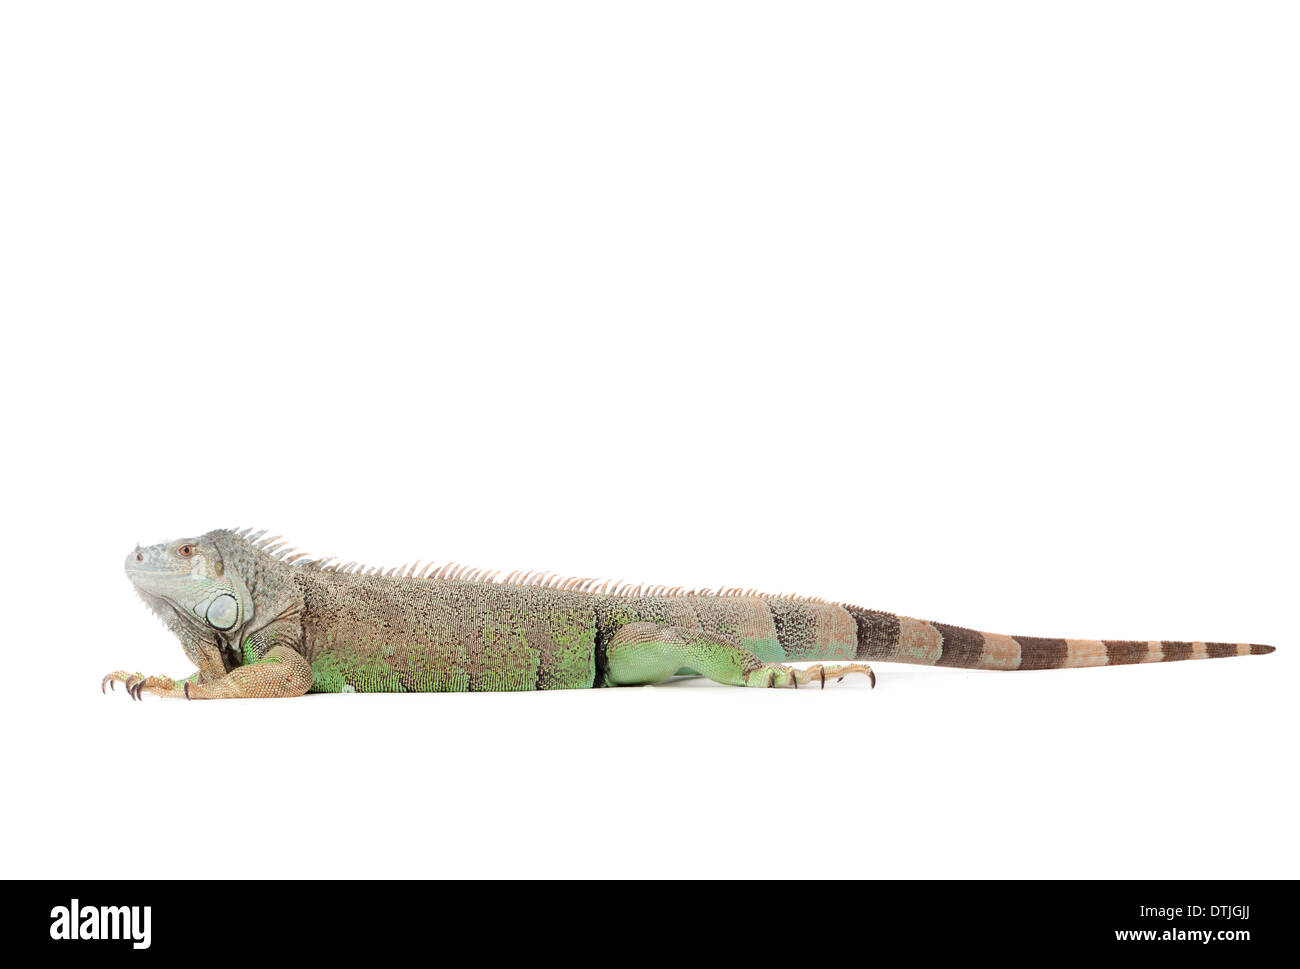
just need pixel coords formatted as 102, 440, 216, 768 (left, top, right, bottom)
110, 528, 1276, 699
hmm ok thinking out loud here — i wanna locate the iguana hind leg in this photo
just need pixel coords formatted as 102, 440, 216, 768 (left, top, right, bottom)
605, 622, 874, 689
753, 662, 876, 689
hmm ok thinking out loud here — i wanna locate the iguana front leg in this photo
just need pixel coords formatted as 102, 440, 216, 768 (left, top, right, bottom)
182, 645, 313, 699
103, 633, 224, 700
104, 619, 311, 700
605, 622, 875, 689
102, 670, 201, 700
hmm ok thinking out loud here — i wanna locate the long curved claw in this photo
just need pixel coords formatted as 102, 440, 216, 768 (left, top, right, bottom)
102, 674, 115, 694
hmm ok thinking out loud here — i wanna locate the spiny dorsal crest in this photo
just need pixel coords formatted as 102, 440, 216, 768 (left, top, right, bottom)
226, 527, 847, 606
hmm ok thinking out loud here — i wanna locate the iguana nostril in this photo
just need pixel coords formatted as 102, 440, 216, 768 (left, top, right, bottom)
136, 553, 143, 562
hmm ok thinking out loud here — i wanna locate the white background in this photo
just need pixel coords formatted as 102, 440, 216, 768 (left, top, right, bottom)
1, 3, 1295, 879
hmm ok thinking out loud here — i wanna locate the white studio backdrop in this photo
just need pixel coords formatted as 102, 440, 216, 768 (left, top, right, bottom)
0, 2, 1295, 878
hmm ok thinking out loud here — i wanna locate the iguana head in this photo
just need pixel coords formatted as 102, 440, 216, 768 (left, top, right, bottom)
124, 532, 254, 644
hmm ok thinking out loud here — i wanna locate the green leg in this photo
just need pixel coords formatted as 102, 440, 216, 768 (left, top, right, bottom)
605, 622, 875, 689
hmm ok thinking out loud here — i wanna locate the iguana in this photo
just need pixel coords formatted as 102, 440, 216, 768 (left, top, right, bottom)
105, 528, 1276, 699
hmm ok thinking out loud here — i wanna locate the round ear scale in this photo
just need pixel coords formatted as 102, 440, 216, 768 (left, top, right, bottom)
206, 594, 239, 631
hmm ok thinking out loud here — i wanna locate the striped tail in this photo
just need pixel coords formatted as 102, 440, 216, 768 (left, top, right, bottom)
840, 606, 1275, 670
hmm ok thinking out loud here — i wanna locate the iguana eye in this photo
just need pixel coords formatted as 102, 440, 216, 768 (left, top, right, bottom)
178, 544, 194, 557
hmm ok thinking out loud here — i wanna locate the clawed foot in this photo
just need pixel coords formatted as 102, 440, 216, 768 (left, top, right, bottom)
747, 662, 876, 689
103, 671, 143, 700
806, 662, 875, 689
101, 672, 185, 700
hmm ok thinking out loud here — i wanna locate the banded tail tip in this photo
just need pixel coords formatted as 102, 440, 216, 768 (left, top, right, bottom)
1250, 644, 1275, 655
